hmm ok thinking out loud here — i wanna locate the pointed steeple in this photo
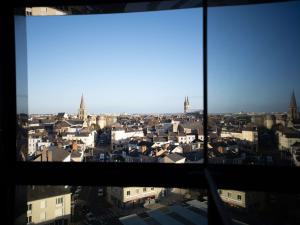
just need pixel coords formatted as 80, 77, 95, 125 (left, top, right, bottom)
288, 90, 299, 122
290, 90, 297, 108
78, 94, 87, 121
80, 94, 85, 109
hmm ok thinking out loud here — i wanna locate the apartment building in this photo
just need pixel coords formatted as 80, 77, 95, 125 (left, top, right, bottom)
26, 186, 71, 225
106, 187, 164, 208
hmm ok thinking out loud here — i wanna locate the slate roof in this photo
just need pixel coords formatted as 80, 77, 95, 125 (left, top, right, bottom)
27, 186, 71, 202
165, 153, 185, 162
48, 147, 70, 161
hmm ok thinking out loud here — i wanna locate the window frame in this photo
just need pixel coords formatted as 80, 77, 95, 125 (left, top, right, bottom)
2, 1, 300, 225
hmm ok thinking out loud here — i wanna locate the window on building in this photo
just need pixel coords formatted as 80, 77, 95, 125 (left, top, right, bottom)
143, 187, 147, 192
27, 203, 32, 211
40, 200, 46, 208
126, 191, 130, 196
27, 216, 32, 224
56, 197, 63, 205
237, 195, 242, 201
227, 193, 232, 198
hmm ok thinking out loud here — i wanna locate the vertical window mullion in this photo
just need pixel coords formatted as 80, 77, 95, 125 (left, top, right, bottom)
203, 0, 208, 166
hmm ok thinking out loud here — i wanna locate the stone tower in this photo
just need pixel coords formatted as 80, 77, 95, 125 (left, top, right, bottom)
78, 94, 87, 120
184, 96, 190, 113
288, 90, 299, 122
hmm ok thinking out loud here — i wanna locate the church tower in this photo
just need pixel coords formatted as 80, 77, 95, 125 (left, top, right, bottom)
184, 96, 190, 113
288, 91, 299, 122
78, 94, 87, 120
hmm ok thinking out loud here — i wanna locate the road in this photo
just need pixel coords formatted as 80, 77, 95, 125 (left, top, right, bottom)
72, 186, 122, 225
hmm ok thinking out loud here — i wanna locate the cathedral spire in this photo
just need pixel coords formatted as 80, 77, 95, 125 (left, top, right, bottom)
290, 90, 297, 108
80, 94, 85, 109
288, 90, 299, 122
184, 96, 190, 114
78, 94, 87, 121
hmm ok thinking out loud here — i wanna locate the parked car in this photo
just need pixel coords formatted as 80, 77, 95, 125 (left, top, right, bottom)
99, 153, 105, 162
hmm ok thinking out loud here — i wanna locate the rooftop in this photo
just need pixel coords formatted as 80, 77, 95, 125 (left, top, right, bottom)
27, 186, 71, 202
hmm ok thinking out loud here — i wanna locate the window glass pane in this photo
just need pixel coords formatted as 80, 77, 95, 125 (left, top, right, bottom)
16, 4, 204, 164
208, 1, 300, 166
15, 185, 207, 225
218, 189, 300, 225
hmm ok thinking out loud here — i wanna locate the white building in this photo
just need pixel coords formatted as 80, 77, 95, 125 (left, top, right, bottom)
28, 136, 42, 156
106, 187, 164, 208
111, 129, 144, 143
177, 134, 196, 144
62, 130, 97, 148
37, 140, 51, 150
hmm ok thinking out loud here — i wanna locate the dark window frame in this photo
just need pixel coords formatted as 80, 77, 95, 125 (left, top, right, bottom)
1, 1, 300, 225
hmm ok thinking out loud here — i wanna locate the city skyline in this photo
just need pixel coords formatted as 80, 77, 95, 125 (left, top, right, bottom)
27, 2, 300, 114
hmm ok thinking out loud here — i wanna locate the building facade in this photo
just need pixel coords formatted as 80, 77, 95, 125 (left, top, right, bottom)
106, 187, 164, 208
26, 186, 71, 225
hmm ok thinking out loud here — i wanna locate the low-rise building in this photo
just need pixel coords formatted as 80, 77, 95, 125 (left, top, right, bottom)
111, 129, 144, 142
218, 189, 265, 211
26, 186, 71, 225
62, 130, 97, 148
177, 133, 196, 144
106, 187, 164, 208
221, 129, 258, 143
28, 135, 42, 156
277, 128, 300, 150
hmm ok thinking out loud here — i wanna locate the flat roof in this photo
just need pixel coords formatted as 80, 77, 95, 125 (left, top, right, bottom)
120, 202, 208, 225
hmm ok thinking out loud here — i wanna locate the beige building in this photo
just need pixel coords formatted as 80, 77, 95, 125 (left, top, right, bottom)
26, 186, 71, 225
26, 7, 68, 16
221, 129, 258, 143
219, 189, 246, 208
96, 115, 118, 129
219, 189, 265, 210
106, 187, 164, 208
277, 128, 300, 150
264, 114, 275, 129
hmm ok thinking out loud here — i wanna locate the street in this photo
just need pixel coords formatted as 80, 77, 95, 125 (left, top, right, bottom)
72, 186, 122, 225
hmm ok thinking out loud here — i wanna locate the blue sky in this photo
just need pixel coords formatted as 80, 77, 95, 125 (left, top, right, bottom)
26, 1, 300, 114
